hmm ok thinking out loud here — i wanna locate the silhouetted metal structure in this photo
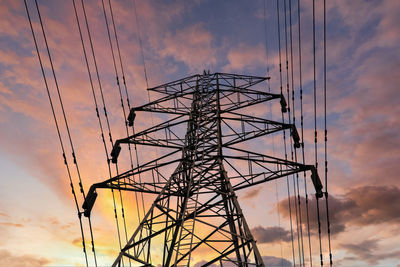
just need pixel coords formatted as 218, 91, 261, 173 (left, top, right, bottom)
83, 72, 323, 266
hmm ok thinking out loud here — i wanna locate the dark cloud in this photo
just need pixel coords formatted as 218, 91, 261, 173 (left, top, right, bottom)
0, 249, 50, 267
251, 226, 292, 244
277, 185, 400, 235
339, 239, 400, 265
348, 186, 400, 225
262, 256, 291, 266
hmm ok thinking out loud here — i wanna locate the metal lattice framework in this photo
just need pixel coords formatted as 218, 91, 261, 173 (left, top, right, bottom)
83, 72, 323, 266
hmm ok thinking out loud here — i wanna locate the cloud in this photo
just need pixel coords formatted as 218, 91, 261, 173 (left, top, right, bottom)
251, 226, 292, 244
160, 24, 217, 71
242, 187, 262, 200
0, 222, 23, 228
347, 186, 400, 225
223, 43, 266, 72
339, 239, 400, 265
262, 255, 291, 266
0, 249, 50, 267
278, 185, 400, 235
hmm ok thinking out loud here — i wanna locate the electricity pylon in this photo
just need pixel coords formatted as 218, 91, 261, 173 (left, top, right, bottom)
83, 72, 323, 266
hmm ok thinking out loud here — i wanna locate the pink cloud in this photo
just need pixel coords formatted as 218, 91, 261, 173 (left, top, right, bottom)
160, 24, 217, 71
224, 43, 266, 72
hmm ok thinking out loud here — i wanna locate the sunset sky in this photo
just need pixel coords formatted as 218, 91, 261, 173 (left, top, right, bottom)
1, 0, 400, 266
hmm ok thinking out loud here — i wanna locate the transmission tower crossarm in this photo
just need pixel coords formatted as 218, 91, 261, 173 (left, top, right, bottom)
221, 146, 323, 196
132, 94, 194, 115
113, 115, 188, 157
147, 73, 201, 94
221, 121, 295, 148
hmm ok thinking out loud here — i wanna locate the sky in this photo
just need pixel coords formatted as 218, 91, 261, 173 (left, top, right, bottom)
0, 0, 400, 266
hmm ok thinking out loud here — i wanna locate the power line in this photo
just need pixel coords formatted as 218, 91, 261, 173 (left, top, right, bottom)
263, 1, 284, 265
73, 0, 124, 262
323, 0, 333, 265
297, 0, 313, 265
33, 0, 98, 265
132, 0, 149, 89
287, 0, 306, 264
130, 0, 161, 208
100, 0, 134, 262
283, 0, 303, 264
107, 0, 146, 228
312, 0, 324, 265
26, 1, 333, 265
276, 0, 296, 265
24, 0, 92, 265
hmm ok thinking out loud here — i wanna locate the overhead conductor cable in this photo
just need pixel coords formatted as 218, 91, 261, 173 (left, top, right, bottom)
263, 0, 284, 264
297, 0, 313, 265
25, 0, 95, 265
276, 0, 296, 265
323, 0, 333, 264
312, 0, 324, 265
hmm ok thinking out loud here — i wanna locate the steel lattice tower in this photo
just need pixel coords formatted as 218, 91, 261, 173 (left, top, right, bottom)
83, 72, 323, 266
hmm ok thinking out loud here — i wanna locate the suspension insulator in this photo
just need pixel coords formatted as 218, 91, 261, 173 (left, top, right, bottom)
82, 187, 98, 217
280, 94, 287, 113
111, 143, 121, 164
310, 167, 324, 198
291, 126, 301, 148
127, 108, 136, 127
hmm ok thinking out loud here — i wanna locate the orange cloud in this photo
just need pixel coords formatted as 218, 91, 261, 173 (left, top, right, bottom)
0, 249, 50, 267
0, 222, 23, 228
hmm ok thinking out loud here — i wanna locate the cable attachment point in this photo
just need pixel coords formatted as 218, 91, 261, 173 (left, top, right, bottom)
280, 94, 287, 113
127, 108, 136, 127
291, 125, 301, 148
110, 142, 121, 164
82, 186, 98, 217
310, 166, 324, 198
